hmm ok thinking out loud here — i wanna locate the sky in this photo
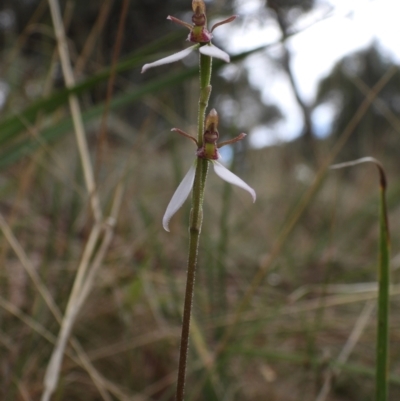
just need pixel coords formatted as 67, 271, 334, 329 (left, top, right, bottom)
212, 0, 400, 148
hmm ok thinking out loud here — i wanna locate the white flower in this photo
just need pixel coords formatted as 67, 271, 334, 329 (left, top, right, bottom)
141, 43, 230, 74
141, 5, 236, 74
163, 159, 256, 232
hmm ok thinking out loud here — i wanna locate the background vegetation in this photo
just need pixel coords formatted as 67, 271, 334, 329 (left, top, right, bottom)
0, 0, 399, 400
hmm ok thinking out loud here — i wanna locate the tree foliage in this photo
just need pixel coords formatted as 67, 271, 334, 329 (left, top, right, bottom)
315, 44, 400, 158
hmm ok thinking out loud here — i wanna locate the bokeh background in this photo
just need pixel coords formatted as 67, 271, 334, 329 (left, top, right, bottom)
1, 0, 400, 400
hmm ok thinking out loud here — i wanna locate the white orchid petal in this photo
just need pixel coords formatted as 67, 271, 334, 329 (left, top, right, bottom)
163, 162, 197, 232
199, 44, 230, 63
142, 45, 199, 73
213, 161, 256, 202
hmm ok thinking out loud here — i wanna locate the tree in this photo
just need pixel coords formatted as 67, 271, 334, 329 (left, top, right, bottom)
266, 0, 317, 159
314, 43, 400, 160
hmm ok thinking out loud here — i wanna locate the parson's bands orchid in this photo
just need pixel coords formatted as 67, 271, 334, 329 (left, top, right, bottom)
163, 109, 256, 232
141, 43, 230, 74
141, 1, 236, 74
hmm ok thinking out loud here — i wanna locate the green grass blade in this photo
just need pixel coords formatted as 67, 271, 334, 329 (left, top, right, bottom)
331, 157, 390, 401
376, 167, 390, 401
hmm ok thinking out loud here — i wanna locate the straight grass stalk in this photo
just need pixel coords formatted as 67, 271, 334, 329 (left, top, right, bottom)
47, 0, 102, 222
376, 165, 390, 401
330, 157, 390, 401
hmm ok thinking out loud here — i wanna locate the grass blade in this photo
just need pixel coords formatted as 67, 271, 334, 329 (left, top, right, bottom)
377, 163, 390, 401
331, 157, 390, 401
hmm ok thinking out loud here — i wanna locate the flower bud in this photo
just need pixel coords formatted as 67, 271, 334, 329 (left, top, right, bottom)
192, 0, 206, 14
190, 0, 212, 43
192, 12, 206, 27
204, 108, 219, 136
197, 109, 220, 160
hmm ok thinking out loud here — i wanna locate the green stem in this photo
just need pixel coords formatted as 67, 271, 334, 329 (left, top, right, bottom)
197, 52, 212, 146
175, 53, 212, 401
176, 158, 208, 401
376, 179, 390, 401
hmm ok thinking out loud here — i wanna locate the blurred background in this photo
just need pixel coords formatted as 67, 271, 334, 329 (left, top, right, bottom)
0, 0, 400, 400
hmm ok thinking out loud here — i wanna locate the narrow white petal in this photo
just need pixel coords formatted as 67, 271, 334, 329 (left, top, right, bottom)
213, 161, 256, 202
163, 163, 197, 232
199, 44, 230, 63
141, 45, 199, 73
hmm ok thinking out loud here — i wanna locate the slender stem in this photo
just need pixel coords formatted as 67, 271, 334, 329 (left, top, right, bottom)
176, 52, 212, 401
48, 0, 102, 223
376, 177, 390, 401
197, 52, 212, 146
176, 159, 208, 401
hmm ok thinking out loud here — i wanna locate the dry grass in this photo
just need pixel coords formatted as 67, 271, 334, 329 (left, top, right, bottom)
1, 129, 399, 400
0, 1, 399, 400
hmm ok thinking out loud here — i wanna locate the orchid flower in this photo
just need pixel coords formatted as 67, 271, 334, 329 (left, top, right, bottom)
163, 109, 256, 231
142, 0, 236, 73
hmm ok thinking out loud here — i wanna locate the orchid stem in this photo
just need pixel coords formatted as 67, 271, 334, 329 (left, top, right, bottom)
176, 53, 212, 401
197, 52, 212, 146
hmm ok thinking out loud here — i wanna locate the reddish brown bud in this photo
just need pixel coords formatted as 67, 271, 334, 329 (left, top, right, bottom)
192, 12, 206, 27
192, 0, 206, 14
205, 108, 219, 131
197, 109, 220, 160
